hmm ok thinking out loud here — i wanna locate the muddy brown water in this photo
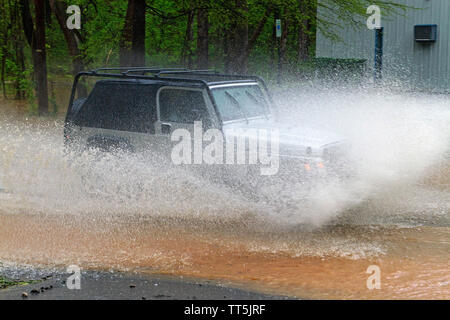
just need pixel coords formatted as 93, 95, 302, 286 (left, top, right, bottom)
0, 95, 449, 299
0, 211, 448, 299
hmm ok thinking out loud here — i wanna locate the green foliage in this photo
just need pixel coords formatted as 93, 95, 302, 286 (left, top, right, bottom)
0, 0, 406, 110
0, 275, 38, 289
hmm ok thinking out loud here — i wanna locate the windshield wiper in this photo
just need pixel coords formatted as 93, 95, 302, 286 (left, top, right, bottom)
225, 91, 248, 124
245, 90, 269, 120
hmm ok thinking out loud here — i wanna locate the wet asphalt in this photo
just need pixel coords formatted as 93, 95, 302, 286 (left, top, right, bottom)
0, 268, 292, 300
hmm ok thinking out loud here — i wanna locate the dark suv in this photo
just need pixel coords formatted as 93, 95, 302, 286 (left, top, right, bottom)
64, 68, 348, 184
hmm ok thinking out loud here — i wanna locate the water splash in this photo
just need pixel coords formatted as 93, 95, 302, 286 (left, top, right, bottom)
0, 85, 449, 229
0, 86, 449, 299
273, 85, 450, 225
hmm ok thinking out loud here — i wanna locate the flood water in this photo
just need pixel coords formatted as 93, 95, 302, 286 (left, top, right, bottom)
0, 85, 449, 299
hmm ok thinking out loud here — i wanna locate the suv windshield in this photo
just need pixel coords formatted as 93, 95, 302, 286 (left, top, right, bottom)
211, 84, 269, 122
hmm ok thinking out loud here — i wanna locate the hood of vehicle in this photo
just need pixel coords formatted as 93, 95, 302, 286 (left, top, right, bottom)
222, 118, 344, 151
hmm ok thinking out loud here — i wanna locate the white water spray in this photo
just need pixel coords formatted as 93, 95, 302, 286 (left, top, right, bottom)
0, 85, 449, 228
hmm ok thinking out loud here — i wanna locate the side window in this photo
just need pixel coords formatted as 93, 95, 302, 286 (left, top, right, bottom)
75, 82, 156, 133
158, 88, 209, 124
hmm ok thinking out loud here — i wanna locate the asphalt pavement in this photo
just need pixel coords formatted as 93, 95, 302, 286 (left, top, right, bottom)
0, 268, 292, 300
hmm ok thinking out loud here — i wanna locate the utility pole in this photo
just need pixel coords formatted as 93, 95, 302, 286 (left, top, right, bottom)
374, 27, 383, 84
275, 13, 282, 84
34, 0, 49, 115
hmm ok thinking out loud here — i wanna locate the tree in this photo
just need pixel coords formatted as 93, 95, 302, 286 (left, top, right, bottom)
11, 0, 27, 99
180, 10, 194, 68
196, 7, 209, 69
49, 1, 83, 75
0, 0, 8, 98
120, 0, 146, 67
296, 0, 315, 62
0, 0, 405, 114
20, 0, 49, 114
224, 0, 248, 74
34, 0, 48, 114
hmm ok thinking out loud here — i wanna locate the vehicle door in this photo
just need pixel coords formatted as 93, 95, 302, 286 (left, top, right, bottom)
72, 81, 160, 154
154, 86, 220, 163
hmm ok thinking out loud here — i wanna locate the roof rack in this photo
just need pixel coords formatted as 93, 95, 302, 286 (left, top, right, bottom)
92, 67, 190, 75
92, 67, 227, 76
78, 66, 273, 90
122, 68, 187, 75
92, 67, 156, 73
154, 69, 217, 76
154, 70, 266, 83
89, 67, 261, 81
78, 67, 271, 93
67, 67, 275, 124
93, 68, 220, 76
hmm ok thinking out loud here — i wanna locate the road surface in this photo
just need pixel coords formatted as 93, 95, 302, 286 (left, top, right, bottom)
0, 267, 292, 300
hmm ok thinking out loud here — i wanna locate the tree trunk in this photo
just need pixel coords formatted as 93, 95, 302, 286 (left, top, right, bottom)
1, 48, 6, 99
21, 0, 49, 109
119, 0, 134, 67
196, 8, 209, 69
1, 0, 7, 98
270, 14, 276, 71
242, 7, 270, 66
10, 0, 25, 99
225, 0, 248, 74
34, 0, 49, 115
44, 0, 52, 25
223, 28, 229, 73
49, 0, 83, 74
15, 40, 26, 99
120, 0, 146, 67
49, 0, 87, 96
181, 10, 194, 68
20, 0, 34, 47
279, 17, 289, 80
131, 0, 145, 66
297, 0, 311, 63
297, 25, 310, 62
224, 0, 269, 74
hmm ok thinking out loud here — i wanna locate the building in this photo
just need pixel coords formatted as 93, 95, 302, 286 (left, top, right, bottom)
316, 0, 450, 92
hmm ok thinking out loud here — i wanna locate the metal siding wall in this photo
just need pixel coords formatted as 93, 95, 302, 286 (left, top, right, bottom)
316, 0, 450, 91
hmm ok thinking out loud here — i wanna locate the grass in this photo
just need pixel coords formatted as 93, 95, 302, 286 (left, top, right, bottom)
0, 276, 38, 290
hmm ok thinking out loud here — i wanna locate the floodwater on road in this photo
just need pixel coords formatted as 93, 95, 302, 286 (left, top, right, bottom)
0, 210, 449, 299
0, 86, 449, 299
